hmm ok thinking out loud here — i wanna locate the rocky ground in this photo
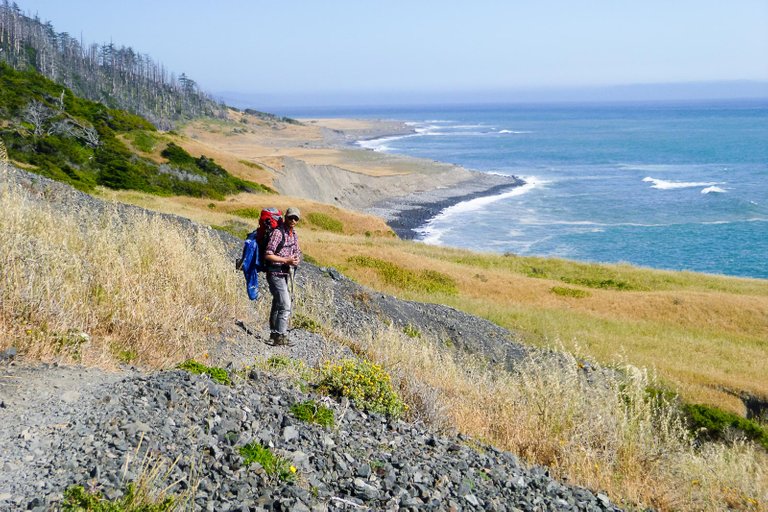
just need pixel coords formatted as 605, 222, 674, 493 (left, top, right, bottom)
0, 168, 621, 511
0, 359, 620, 512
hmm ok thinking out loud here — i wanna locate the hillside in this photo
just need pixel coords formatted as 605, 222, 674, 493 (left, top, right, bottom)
2, 162, 767, 511
101, 112, 768, 421
0, 63, 263, 197
1, 165, 621, 511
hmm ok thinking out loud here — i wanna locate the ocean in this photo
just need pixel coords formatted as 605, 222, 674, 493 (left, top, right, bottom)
279, 101, 768, 279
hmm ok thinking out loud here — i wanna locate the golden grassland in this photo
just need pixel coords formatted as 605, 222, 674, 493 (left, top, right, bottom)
1, 172, 767, 511
293, 231, 767, 412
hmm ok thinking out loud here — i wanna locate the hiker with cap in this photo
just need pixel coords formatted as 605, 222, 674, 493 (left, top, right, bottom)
264, 207, 302, 346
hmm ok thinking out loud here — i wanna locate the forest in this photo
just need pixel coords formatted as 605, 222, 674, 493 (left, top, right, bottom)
0, 1, 225, 129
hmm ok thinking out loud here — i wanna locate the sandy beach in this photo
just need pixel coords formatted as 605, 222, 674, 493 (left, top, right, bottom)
182, 112, 522, 237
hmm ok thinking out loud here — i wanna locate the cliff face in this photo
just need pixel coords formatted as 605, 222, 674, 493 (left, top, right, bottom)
0, 168, 621, 511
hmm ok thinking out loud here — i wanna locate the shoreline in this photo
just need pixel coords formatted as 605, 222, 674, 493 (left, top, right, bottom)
369, 172, 524, 239
330, 121, 525, 240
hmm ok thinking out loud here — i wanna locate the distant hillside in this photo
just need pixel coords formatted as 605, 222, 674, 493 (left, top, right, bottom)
0, 62, 260, 197
0, 2, 224, 128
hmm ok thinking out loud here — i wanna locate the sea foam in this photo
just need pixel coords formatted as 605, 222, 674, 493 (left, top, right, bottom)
642, 177, 724, 190
416, 177, 541, 245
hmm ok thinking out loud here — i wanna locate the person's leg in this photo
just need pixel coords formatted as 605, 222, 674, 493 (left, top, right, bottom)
267, 273, 292, 341
275, 275, 292, 335
267, 273, 283, 336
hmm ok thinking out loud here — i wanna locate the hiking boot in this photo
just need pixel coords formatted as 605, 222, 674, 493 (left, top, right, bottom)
268, 332, 281, 345
275, 334, 294, 347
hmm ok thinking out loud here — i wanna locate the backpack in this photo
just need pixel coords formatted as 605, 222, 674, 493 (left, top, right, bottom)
236, 208, 285, 300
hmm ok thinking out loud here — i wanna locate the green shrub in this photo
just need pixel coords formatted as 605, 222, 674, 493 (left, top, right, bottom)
239, 442, 297, 482
177, 359, 231, 385
128, 130, 158, 153
403, 324, 421, 338
307, 212, 344, 233
290, 400, 335, 427
293, 313, 322, 333
160, 142, 196, 167
347, 255, 457, 295
550, 286, 591, 298
229, 208, 261, 219
266, 355, 292, 370
683, 403, 768, 450
61, 483, 175, 512
319, 359, 407, 418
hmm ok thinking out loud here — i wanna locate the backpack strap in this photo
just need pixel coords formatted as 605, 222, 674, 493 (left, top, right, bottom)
266, 226, 290, 273
274, 225, 287, 255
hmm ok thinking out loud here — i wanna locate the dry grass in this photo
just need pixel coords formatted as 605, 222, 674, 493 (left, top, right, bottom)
339, 324, 768, 511
96, 188, 394, 239
0, 174, 256, 368
300, 234, 768, 414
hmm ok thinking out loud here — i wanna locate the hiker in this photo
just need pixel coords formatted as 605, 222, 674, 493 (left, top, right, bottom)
265, 207, 302, 346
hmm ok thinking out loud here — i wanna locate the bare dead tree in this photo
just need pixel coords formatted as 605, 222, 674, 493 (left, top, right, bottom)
23, 100, 52, 136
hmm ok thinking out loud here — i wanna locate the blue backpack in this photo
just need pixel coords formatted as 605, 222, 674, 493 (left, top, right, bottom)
236, 208, 284, 300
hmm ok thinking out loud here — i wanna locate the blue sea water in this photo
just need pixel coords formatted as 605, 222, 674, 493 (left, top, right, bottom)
279, 101, 768, 279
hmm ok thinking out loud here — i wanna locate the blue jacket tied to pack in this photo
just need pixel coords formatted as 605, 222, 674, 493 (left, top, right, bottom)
239, 232, 260, 300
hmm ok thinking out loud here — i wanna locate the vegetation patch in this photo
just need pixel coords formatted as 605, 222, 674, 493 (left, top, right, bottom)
239, 442, 297, 483
402, 324, 421, 338
302, 253, 319, 265
229, 208, 261, 219
61, 483, 175, 512
347, 255, 457, 295
0, 63, 255, 200
319, 359, 407, 418
290, 399, 335, 428
266, 355, 292, 370
211, 220, 250, 239
684, 403, 768, 450
307, 212, 344, 233
560, 276, 637, 291
550, 286, 591, 298
238, 159, 264, 170
127, 130, 159, 153
177, 359, 231, 385
254, 356, 314, 384
292, 313, 323, 333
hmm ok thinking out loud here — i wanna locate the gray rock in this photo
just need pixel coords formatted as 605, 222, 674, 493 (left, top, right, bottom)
283, 425, 299, 442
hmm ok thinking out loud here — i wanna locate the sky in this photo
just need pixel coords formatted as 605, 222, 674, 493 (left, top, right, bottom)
15, 0, 768, 108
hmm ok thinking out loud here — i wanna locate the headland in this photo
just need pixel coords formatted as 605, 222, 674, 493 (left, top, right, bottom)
181, 112, 523, 239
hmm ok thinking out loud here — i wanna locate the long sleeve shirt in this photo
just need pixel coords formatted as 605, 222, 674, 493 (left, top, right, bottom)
265, 227, 301, 275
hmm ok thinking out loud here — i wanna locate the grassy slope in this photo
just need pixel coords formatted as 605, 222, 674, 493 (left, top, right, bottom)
101, 114, 768, 415
304, 234, 767, 413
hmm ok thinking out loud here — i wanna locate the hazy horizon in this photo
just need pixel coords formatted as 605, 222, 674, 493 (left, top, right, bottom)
216, 80, 768, 111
